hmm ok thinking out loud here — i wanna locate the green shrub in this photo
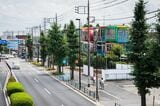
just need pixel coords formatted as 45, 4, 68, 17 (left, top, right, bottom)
8, 76, 16, 82
10, 92, 34, 106
7, 82, 25, 96
31, 61, 42, 66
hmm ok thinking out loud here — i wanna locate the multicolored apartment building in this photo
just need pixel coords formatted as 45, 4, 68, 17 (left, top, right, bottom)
81, 25, 129, 55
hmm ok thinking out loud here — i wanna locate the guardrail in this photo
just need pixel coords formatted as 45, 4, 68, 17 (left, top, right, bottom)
55, 75, 96, 101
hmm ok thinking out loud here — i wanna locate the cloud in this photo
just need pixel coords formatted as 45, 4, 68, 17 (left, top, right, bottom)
0, 0, 159, 34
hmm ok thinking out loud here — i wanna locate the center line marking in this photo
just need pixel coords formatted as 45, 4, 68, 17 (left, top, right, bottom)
44, 88, 51, 95
34, 78, 39, 83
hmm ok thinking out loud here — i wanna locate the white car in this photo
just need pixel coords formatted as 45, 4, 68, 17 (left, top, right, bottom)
12, 62, 20, 70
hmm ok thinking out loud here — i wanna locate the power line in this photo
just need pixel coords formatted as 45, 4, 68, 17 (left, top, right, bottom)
92, 0, 129, 11
91, 0, 120, 7
95, 9, 159, 21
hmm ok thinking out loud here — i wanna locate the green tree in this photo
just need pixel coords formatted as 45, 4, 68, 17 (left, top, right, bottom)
111, 44, 123, 59
39, 31, 47, 66
66, 20, 78, 80
48, 22, 67, 74
26, 35, 33, 61
154, 11, 160, 66
129, 1, 160, 106
91, 55, 106, 69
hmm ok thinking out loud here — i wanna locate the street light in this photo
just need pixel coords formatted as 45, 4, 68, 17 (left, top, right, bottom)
76, 18, 81, 90
36, 43, 40, 63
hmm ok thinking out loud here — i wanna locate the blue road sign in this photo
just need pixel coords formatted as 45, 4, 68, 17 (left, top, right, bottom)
0, 40, 7, 45
7, 40, 19, 50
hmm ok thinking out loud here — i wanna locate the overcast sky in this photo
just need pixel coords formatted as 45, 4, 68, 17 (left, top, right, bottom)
0, 0, 160, 35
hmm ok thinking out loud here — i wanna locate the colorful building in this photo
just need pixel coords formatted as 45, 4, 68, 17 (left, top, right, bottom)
81, 25, 129, 55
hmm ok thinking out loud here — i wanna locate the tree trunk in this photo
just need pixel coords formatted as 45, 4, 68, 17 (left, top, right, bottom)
140, 88, 146, 106
58, 65, 61, 74
71, 69, 74, 80
52, 56, 55, 69
47, 57, 50, 68
42, 58, 45, 66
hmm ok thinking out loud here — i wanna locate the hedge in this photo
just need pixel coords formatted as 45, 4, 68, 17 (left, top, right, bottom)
10, 92, 34, 106
7, 82, 25, 96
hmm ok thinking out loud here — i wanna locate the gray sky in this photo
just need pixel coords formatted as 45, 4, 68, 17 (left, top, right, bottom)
0, 0, 160, 35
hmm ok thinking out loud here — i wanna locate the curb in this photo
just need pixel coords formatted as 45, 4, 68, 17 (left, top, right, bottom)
3, 61, 19, 106
30, 62, 105, 106
3, 62, 11, 106
46, 71, 97, 105
31, 64, 104, 106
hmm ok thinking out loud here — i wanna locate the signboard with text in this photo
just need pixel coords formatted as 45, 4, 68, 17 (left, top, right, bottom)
7, 40, 19, 50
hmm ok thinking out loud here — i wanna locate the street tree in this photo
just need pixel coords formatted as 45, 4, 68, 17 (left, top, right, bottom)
48, 22, 67, 74
39, 31, 47, 66
26, 35, 33, 61
129, 1, 160, 106
154, 11, 160, 66
66, 20, 78, 80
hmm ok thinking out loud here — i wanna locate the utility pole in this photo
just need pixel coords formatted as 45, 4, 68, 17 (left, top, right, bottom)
87, 0, 90, 87
44, 18, 47, 35
76, 18, 81, 90
31, 28, 34, 44
56, 13, 58, 24
75, 0, 90, 87
103, 16, 105, 26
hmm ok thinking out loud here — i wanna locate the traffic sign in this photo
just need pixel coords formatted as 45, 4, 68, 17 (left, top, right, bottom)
7, 40, 19, 50
0, 40, 7, 44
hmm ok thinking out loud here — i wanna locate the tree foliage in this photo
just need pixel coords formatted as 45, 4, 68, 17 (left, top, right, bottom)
154, 11, 160, 67
26, 35, 33, 61
128, 1, 160, 106
48, 22, 67, 73
66, 20, 78, 80
91, 55, 106, 69
39, 31, 47, 66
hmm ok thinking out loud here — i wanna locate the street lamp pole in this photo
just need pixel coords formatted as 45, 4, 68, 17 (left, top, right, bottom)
37, 25, 41, 63
87, 0, 91, 87
76, 18, 81, 90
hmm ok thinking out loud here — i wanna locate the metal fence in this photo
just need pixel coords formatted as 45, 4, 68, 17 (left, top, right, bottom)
56, 75, 96, 100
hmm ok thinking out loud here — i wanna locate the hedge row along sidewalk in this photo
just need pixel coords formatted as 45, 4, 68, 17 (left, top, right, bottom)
6, 76, 34, 106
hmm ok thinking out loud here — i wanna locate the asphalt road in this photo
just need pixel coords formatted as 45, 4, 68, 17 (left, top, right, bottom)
10, 58, 96, 106
0, 61, 8, 106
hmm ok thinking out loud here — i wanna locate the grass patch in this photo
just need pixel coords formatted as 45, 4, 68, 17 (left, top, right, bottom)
8, 76, 16, 82
52, 71, 64, 75
31, 61, 42, 67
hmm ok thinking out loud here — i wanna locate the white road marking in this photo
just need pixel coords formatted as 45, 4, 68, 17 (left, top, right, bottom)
34, 78, 39, 83
100, 90, 121, 100
44, 88, 51, 95
61, 104, 64, 106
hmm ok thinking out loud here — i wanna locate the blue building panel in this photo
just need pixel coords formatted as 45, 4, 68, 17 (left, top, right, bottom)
117, 29, 128, 43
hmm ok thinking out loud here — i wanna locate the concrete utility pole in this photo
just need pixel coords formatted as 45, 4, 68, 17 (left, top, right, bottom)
56, 13, 58, 24
76, 18, 81, 90
43, 18, 47, 35
87, 0, 90, 87
75, 0, 91, 87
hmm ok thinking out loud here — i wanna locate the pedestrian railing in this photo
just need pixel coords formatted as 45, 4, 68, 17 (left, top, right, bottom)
55, 75, 96, 100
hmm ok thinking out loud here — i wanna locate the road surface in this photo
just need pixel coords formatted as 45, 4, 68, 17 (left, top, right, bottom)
10, 58, 96, 106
